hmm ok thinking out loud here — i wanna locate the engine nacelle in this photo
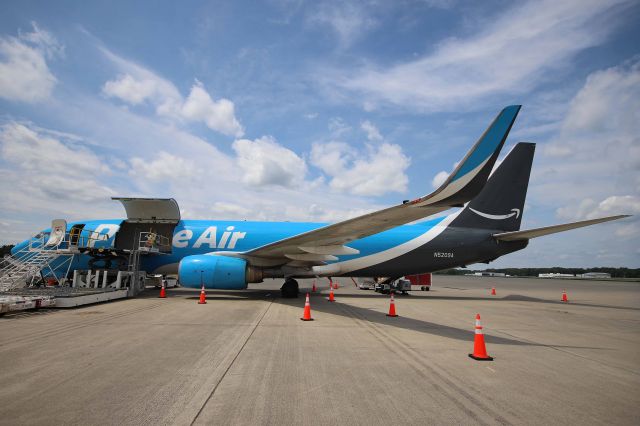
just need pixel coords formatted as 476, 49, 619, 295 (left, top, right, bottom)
178, 255, 262, 289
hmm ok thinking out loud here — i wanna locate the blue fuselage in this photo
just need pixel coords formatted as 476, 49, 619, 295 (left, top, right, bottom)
12, 214, 526, 279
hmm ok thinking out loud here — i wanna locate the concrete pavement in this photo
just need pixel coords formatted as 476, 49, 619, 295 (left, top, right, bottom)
1, 276, 638, 425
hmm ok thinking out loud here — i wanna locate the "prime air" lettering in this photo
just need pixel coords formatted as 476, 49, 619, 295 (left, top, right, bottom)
172, 226, 246, 249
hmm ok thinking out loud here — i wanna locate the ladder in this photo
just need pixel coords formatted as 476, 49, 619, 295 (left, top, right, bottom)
0, 249, 65, 292
0, 222, 115, 293
126, 232, 144, 297
125, 231, 170, 297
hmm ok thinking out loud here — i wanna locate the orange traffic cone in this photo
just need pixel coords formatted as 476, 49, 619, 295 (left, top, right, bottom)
312, 280, 317, 292
159, 282, 166, 298
491, 287, 496, 296
561, 289, 568, 303
334, 281, 339, 289
386, 292, 398, 317
198, 284, 207, 304
300, 293, 314, 321
328, 287, 335, 302
469, 314, 493, 361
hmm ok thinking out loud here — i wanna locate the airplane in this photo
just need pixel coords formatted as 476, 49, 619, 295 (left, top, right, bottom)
7, 105, 629, 297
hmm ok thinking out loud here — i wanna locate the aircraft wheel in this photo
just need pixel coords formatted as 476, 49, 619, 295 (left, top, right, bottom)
280, 278, 299, 298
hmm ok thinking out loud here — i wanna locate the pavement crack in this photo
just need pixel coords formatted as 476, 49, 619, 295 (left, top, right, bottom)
189, 296, 274, 426
337, 303, 515, 426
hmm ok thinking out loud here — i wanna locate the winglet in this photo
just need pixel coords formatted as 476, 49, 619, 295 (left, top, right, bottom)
413, 105, 521, 207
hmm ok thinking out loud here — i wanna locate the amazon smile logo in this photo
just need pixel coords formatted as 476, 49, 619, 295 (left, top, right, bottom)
469, 208, 520, 220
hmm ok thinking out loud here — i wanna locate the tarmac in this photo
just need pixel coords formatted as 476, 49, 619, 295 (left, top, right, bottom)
0, 275, 639, 425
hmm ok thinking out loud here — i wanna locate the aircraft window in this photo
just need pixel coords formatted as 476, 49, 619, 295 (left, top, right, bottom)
33, 232, 43, 239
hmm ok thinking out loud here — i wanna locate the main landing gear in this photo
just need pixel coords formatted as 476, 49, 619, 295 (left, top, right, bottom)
281, 278, 299, 298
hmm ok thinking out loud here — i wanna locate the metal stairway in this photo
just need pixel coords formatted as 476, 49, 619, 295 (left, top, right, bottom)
0, 248, 67, 292
0, 222, 110, 293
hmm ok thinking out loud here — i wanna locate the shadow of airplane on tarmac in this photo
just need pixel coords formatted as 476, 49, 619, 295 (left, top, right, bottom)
151, 285, 613, 351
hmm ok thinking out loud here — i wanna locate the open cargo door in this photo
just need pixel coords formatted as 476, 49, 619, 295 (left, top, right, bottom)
112, 198, 181, 251
112, 197, 180, 224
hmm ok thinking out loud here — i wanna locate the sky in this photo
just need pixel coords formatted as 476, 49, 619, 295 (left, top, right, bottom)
0, 0, 638, 268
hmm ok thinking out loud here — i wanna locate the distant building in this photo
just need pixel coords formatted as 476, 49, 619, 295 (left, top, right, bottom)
538, 273, 574, 278
580, 272, 611, 279
470, 272, 506, 277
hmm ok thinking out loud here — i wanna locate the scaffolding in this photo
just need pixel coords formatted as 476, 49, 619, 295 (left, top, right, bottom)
0, 228, 108, 292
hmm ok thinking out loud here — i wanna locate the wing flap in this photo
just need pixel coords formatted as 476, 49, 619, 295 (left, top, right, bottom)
493, 215, 630, 241
299, 245, 360, 255
285, 253, 338, 262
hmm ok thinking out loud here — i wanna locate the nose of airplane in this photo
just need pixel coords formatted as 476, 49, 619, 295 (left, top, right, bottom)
11, 239, 29, 256
11, 232, 41, 256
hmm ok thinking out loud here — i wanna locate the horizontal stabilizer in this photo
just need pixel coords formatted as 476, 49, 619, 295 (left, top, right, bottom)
493, 215, 630, 241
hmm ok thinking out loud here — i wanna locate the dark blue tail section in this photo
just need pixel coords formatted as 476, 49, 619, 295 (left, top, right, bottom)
452, 142, 535, 232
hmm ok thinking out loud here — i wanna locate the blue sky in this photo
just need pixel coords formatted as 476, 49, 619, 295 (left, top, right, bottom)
0, 0, 639, 267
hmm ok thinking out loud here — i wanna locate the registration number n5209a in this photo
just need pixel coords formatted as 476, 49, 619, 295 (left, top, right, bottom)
433, 252, 454, 258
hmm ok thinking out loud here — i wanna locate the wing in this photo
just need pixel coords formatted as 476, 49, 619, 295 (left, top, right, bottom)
241, 105, 521, 266
493, 215, 630, 241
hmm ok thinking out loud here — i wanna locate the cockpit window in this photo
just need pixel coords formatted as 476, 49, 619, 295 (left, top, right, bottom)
33, 232, 44, 239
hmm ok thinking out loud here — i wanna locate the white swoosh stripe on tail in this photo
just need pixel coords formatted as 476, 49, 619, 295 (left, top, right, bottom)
469, 208, 520, 220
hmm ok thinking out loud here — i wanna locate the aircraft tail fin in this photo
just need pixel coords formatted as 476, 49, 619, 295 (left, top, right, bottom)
452, 142, 535, 232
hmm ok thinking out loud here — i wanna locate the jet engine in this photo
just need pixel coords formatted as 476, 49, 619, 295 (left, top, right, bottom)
178, 254, 263, 289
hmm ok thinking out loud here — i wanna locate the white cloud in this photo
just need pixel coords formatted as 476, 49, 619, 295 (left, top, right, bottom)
310, 141, 354, 174
518, 58, 640, 262
557, 196, 640, 221
328, 117, 351, 137
308, 2, 377, 48
0, 122, 107, 174
557, 59, 640, 147
210, 202, 251, 218
101, 51, 243, 137
593, 196, 640, 218
130, 151, 198, 182
334, 0, 631, 110
18, 22, 64, 58
431, 171, 449, 189
181, 81, 244, 137
534, 59, 640, 209
232, 136, 307, 187
430, 160, 460, 189
0, 122, 116, 221
0, 22, 61, 103
311, 141, 410, 196
361, 120, 382, 141
102, 74, 165, 105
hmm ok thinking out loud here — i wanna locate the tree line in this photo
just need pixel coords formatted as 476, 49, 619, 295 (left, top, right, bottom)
436, 267, 640, 278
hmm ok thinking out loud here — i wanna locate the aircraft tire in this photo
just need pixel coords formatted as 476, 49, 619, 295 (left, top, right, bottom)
280, 278, 299, 298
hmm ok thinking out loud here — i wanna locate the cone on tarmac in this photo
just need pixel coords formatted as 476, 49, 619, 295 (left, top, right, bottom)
469, 314, 493, 361
312, 280, 317, 292
300, 293, 314, 321
491, 287, 496, 296
198, 284, 207, 304
386, 292, 398, 317
159, 282, 166, 298
561, 289, 568, 303
328, 287, 335, 302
